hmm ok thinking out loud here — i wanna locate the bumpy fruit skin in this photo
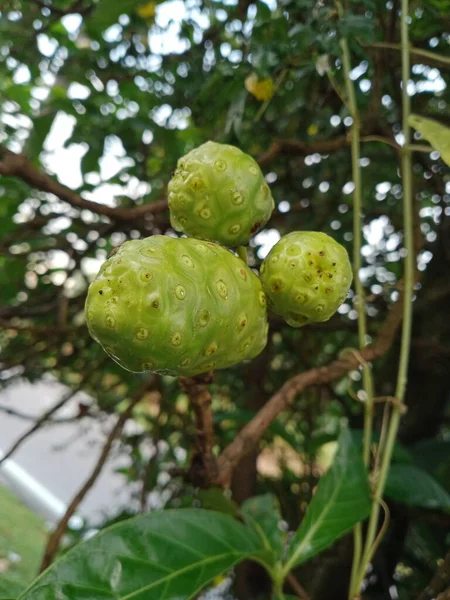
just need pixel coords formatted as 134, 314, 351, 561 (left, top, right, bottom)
85, 236, 268, 376
168, 141, 275, 246
260, 231, 353, 327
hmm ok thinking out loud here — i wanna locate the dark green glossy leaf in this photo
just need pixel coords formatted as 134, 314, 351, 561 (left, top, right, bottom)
19, 509, 270, 600
284, 428, 371, 570
385, 464, 450, 511
241, 494, 285, 560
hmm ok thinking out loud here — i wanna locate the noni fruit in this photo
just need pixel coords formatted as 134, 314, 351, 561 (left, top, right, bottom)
260, 231, 352, 327
168, 141, 275, 246
85, 235, 268, 376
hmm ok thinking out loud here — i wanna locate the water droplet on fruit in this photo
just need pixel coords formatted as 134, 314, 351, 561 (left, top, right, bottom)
214, 159, 227, 172
175, 285, 186, 300
216, 280, 228, 299
136, 327, 149, 340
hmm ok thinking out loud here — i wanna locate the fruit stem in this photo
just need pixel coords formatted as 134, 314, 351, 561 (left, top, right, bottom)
237, 245, 247, 263
352, 0, 414, 592
338, 10, 375, 597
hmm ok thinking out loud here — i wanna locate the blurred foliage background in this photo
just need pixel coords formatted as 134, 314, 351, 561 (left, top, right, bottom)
0, 0, 449, 598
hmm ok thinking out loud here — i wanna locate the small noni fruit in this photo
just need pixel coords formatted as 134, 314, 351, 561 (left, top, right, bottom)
260, 231, 353, 327
85, 235, 268, 376
168, 141, 275, 246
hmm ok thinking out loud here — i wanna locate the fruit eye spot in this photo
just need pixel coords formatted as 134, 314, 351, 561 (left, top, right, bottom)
315, 303, 325, 313
328, 273, 333, 279
259, 291, 266, 306
214, 159, 227, 172
237, 314, 248, 331
319, 250, 325, 256
238, 268, 247, 280
180, 358, 191, 367
175, 285, 186, 300
295, 293, 307, 304
203, 362, 216, 370
205, 341, 218, 356
308, 261, 313, 266
326, 287, 333, 293
332, 262, 336, 266
105, 315, 115, 328
270, 255, 279, 264
229, 223, 241, 234
99, 290, 103, 295
181, 255, 194, 268
139, 247, 156, 258
314, 285, 319, 291
178, 216, 187, 226
249, 165, 258, 175
190, 177, 204, 190
197, 309, 210, 327
151, 299, 160, 309
136, 327, 149, 340
231, 190, 245, 205
142, 361, 154, 370
139, 269, 153, 283
200, 207, 211, 219
170, 332, 182, 346
270, 277, 284, 293
216, 280, 228, 299
289, 260, 296, 268
303, 273, 312, 282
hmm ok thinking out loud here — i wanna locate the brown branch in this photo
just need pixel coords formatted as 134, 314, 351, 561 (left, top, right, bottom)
179, 372, 217, 487
0, 147, 167, 221
214, 296, 405, 486
257, 135, 350, 167
39, 378, 153, 572
0, 358, 105, 466
287, 573, 311, 600
417, 549, 450, 600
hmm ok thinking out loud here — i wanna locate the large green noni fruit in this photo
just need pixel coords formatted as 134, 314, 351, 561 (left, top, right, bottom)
85, 235, 268, 376
168, 141, 275, 246
260, 231, 353, 327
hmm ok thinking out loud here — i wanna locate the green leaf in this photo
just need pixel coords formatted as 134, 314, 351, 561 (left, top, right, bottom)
385, 464, 450, 511
411, 439, 450, 473
89, 0, 139, 31
284, 428, 371, 572
19, 509, 271, 600
408, 114, 450, 165
241, 494, 285, 560
198, 487, 239, 517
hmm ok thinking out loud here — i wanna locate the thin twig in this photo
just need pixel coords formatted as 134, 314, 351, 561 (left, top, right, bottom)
287, 573, 311, 600
39, 379, 153, 572
0, 358, 105, 467
417, 550, 450, 600
214, 292, 406, 486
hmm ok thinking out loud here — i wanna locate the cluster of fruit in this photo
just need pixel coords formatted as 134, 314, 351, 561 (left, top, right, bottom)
85, 142, 353, 377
